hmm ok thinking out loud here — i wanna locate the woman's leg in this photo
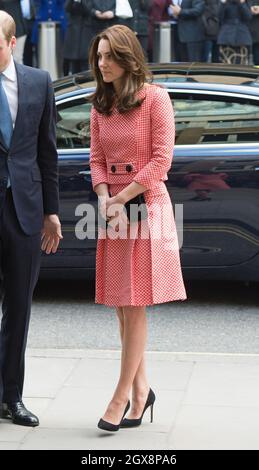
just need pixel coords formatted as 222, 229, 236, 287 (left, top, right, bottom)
128, 356, 150, 419
115, 308, 149, 419
116, 307, 124, 342
102, 306, 147, 424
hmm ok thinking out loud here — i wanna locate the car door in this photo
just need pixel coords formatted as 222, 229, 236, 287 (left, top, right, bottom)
41, 93, 97, 270
167, 88, 259, 268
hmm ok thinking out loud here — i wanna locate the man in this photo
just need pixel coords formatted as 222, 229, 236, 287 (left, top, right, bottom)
168, 0, 205, 61
0, 10, 62, 426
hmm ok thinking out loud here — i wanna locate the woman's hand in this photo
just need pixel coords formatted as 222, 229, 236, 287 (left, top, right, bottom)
106, 195, 125, 220
106, 195, 129, 232
98, 194, 110, 221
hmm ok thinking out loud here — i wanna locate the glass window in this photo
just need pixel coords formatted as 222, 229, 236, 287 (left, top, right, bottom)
56, 97, 91, 149
171, 93, 259, 145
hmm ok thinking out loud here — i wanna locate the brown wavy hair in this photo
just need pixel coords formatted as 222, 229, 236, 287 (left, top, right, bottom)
89, 24, 152, 115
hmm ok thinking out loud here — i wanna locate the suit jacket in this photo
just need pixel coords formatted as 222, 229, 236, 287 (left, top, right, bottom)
64, 0, 92, 60
0, 63, 59, 235
90, 0, 117, 34
249, 0, 259, 44
170, 0, 205, 43
217, 1, 252, 47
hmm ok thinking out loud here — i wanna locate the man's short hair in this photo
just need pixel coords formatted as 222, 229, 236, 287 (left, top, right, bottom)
0, 10, 16, 43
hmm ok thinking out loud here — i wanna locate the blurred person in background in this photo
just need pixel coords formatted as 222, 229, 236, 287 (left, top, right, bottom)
90, 0, 117, 36
148, 0, 169, 61
167, 0, 205, 62
217, 0, 252, 64
129, 0, 151, 56
32, 0, 67, 72
249, 0, 259, 64
166, 0, 182, 61
202, 0, 220, 62
22, 0, 36, 66
63, 0, 92, 74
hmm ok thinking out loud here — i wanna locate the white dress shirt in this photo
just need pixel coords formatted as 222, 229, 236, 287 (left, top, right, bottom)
1, 56, 18, 130
21, 0, 31, 19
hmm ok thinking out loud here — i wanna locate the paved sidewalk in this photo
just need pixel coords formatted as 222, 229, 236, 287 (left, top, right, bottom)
1, 349, 259, 450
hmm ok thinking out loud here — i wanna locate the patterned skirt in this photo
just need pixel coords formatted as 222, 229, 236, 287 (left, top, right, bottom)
95, 182, 187, 307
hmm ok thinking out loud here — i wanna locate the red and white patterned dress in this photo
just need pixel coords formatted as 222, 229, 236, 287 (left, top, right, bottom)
90, 84, 186, 306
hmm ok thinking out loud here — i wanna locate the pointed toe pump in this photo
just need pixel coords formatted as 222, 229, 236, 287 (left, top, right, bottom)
98, 400, 130, 432
120, 388, 156, 428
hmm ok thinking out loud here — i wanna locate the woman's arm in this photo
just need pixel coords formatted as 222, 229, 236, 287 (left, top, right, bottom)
90, 107, 109, 196
133, 87, 175, 190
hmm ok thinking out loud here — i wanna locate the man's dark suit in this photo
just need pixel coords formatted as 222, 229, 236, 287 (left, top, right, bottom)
167, 0, 205, 61
0, 63, 59, 403
177, 0, 205, 44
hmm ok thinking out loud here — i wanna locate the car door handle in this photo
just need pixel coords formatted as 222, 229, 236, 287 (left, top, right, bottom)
79, 170, 91, 175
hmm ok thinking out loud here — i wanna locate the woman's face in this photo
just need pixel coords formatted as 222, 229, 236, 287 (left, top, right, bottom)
97, 39, 125, 91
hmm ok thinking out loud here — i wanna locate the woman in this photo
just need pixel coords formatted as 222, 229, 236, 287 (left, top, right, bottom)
217, 0, 252, 64
130, 0, 151, 55
63, 0, 92, 74
89, 24, 186, 432
249, 0, 259, 65
202, 0, 220, 62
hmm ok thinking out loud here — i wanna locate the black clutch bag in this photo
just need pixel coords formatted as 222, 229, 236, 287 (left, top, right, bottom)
106, 193, 147, 227
124, 193, 148, 223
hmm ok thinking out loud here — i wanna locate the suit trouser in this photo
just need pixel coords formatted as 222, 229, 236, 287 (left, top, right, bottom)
179, 41, 204, 62
0, 188, 41, 403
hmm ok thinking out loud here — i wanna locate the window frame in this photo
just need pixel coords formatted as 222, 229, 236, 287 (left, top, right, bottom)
168, 88, 259, 149
55, 89, 259, 153
56, 93, 93, 153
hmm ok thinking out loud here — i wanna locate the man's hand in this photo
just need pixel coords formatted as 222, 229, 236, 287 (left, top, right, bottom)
96, 10, 114, 19
95, 9, 103, 18
251, 5, 259, 14
41, 214, 63, 254
102, 10, 114, 19
169, 4, 181, 17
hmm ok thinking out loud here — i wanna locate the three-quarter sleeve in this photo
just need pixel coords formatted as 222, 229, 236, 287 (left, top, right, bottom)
133, 87, 175, 190
90, 107, 108, 190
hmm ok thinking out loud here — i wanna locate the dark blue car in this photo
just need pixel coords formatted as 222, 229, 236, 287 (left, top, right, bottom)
41, 63, 259, 281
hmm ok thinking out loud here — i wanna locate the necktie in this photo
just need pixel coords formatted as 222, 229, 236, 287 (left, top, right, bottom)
0, 73, 13, 149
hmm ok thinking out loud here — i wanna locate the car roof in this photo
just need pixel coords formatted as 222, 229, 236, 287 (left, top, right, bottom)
53, 62, 259, 97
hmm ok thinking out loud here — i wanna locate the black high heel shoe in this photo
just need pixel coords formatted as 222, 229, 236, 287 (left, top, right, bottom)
98, 400, 130, 432
120, 388, 156, 428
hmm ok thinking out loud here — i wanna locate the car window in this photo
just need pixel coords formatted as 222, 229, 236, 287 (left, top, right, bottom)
56, 98, 91, 149
171, 93, 259, 145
